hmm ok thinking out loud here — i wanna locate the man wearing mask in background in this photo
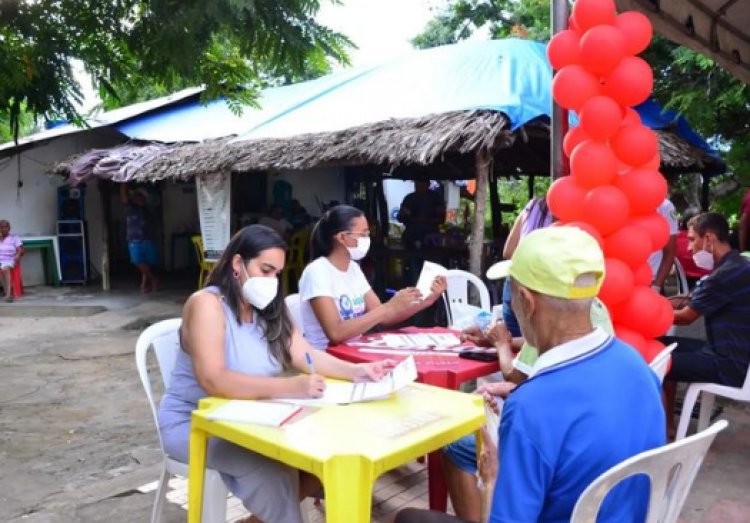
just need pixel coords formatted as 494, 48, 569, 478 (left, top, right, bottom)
661, 212, 750, 438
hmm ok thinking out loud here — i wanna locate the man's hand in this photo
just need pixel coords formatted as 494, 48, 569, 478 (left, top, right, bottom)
486, 322, 512, 348
460, 325, 492, 347
668, 294, 690, 310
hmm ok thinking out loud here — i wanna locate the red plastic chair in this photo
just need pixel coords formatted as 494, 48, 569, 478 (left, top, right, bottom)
10, 263, 23, 298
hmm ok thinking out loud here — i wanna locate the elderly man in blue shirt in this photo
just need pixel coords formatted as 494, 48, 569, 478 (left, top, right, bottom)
396, 226, 666, 523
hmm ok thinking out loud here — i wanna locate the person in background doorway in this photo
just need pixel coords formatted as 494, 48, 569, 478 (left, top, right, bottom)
397, 180, 446, 285
0, 220, 24, 302
299, 205, 447, 350
740, 186, 750, 253
259, 204, 293, 240
289, 199, 311, 230
649, 198, 679, 293
398, 180, 446, 250
121, 185, 160, 293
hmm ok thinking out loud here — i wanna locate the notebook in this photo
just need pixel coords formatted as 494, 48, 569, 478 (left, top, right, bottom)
207, 400, 302, 427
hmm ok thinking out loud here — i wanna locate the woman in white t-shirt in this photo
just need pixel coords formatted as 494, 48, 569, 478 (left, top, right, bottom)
299, 205, 447, 349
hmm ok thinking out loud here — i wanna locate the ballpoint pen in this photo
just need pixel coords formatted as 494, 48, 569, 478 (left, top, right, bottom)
305, 351, 316, 374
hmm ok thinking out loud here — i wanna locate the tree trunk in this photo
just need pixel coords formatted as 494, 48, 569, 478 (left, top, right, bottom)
470, 149, 491, 276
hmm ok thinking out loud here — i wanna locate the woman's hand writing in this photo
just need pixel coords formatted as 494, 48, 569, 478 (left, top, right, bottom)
292, 374, 326, 398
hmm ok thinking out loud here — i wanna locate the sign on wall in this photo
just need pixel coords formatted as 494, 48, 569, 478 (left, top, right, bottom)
196, 172, 231, 262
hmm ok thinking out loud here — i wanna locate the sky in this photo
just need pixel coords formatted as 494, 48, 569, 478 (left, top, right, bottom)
317, 0, 442, 67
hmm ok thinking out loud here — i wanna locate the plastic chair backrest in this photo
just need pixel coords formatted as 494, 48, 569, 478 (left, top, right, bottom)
191, 235, 206, 265
135, 318, 183, 451
446, 269, 491, 310
673, 258, 689, 296
571, 420, 728, 523
649, 343, 678, 384
285, 293, 304, 334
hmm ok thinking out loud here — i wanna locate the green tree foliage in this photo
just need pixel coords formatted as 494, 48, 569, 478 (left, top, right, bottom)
411, 0, 550, 49
0, 0, 351, 139
414, 1, 750, 221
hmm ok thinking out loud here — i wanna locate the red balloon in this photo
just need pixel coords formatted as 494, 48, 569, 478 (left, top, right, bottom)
603, 56, 654, 107
611, 125, 659, 166
568, 15, 580, 33
570, 140, 617, 188
622, 107, 642, 126
643, 154, 661, 170
580, 25, 626, 76
614, 324, 647, 353
641, 295, 674, 338
599, 258, 635, 306
552, 64, 601, 110
563, 125, 589, 157
565, 220, 605, 248
547, 176, 587, 222
582, 185, 630, 236
573, 0, 616, 32
579, 96, 623, 141
548, 30, 582, 70
631, 213, 671, 251
615, 11, 653, 55
617, 286, 663, 332
615, 168, 668, 215
633, 262, 653, 286
603, 225, 653, 268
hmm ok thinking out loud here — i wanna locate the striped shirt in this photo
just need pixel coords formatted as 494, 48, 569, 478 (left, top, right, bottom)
690, 250, 750, 386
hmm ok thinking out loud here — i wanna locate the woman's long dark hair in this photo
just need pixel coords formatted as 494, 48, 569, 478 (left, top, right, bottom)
310, 204, 365, 259
206, 224, 293, 370
531, 197, 552, 229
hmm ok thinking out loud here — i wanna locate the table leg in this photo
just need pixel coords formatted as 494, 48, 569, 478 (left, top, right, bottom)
322, 457, 374, 523
188, 426, 209, 523
419, 372, 452, 512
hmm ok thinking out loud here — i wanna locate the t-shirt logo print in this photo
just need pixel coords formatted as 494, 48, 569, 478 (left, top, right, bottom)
338, 294, 365, 320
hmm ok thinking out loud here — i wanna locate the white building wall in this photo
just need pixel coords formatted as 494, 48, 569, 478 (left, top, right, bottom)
0, 133, 121, 286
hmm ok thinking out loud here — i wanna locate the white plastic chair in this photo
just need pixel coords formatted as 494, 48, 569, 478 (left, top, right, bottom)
673, 258, 690, 296
676, 364, 750, 440
135, 318, 229, 523
445, 269, 491, 328
285, 293, 304, 335
571, 420, 728, 523
649, 343, 678, 384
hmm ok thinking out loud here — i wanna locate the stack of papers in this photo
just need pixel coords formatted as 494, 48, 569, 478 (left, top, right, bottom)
207, 400, 302, 427
381, 332, 462, 349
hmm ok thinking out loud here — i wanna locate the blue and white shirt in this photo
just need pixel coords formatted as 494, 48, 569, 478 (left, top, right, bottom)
298, 256, 371, 349
491, 328, 666, 523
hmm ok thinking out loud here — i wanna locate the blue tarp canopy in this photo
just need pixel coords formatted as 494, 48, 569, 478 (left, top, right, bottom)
113, 38, 721, 173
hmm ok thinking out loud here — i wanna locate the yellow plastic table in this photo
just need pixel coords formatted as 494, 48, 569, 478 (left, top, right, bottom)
188, 382, 485, 523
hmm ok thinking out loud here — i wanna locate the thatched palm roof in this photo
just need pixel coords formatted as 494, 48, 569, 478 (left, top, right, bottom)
52, 109, 723, 184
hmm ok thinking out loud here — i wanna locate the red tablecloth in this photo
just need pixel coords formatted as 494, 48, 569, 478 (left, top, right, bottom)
327, 326, 499, 511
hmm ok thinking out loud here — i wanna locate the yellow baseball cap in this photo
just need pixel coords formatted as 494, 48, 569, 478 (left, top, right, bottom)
486, 226, 605, 299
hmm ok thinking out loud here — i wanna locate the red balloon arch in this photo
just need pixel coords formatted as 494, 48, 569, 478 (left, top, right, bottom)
547, 0, 670, 363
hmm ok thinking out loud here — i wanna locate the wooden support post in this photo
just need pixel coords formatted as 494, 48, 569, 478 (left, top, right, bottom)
488, 169, 501, 240
551, 0, 570, 181
470, 149, 491, 276
98, 181, 111, 291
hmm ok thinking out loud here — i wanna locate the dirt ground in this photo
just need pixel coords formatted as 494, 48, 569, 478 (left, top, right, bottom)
0, 285, 190, 523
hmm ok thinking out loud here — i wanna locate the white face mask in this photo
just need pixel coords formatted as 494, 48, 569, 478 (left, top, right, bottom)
241, 265, 278, 310
692, 249, 715, 271
347, 236, 371, 261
